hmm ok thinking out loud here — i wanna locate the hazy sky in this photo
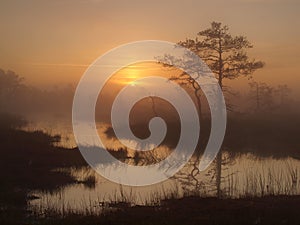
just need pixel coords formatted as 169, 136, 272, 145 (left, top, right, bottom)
0, 0, 299, 95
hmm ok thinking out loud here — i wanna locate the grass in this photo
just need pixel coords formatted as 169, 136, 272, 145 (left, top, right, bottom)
24, 195, 300, 225
1, 112, 300, 224
0, 114, 88, 224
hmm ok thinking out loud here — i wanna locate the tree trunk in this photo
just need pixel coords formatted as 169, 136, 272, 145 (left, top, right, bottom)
256, 83, 260, 111
216, 150, 222, 198
216, 36, 223, 198
216, 75, 223, 198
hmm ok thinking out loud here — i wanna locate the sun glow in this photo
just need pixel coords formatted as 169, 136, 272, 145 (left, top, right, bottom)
109, 63, 163, 87
105, 62, 187, 92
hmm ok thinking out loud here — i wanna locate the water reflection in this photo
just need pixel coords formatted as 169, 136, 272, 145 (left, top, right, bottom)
26, 121, 300, 214
29, 154, 300, 214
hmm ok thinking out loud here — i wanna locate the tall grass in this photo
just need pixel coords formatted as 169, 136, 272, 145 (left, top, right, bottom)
221, 156, 300, 198
28, 154, 300, 218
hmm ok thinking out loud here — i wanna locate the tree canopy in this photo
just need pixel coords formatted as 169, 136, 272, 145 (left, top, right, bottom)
178, 22, 264, 88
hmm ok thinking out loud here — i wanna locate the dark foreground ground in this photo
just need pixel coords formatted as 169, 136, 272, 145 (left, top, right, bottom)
18, 195, 300, 225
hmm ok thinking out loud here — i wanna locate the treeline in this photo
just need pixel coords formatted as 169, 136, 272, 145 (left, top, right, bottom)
0, 68, 298, 123
243, 80, 295, 113
0, 69, 74, 118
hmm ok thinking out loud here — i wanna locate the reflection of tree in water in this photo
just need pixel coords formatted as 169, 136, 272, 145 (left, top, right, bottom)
159, 21, 264, 198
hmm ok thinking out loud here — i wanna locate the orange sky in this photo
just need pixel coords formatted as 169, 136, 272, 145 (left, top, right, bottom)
0, 0, 299, 96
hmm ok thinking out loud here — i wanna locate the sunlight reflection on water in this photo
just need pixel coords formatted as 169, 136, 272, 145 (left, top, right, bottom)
26, 121, 300, 213
29, 155, 300, 214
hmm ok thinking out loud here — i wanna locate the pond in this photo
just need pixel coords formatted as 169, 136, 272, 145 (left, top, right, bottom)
26, 119, 300, 214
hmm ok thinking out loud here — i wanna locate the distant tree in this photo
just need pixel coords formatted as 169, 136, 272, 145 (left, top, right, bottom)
275, 84, 292, 109
0, 69, 24, 111
0, 69, 23, 91
171, 22, 264, 197
0, 112, 27, 130
0, 68, 76, 116
248, 82, 292, 113
248, 81, 274, 112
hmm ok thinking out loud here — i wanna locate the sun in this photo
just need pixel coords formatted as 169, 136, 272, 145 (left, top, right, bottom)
110, 65, 144, 86
130, 80, 137, 86
108, 62, 179, 87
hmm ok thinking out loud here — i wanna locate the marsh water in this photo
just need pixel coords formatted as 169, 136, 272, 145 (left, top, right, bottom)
26, 119, 300, 214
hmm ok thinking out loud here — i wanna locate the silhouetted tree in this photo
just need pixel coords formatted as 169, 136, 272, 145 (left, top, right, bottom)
249, 81, 274, 112
275, 84, 292, 110
0, 68, 76, 117
248, 82, 292, 113
176, 21, 264, 197
0, 69, 24, 111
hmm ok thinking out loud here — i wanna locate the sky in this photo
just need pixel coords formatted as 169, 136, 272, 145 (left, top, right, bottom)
0, 0, 299, 95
